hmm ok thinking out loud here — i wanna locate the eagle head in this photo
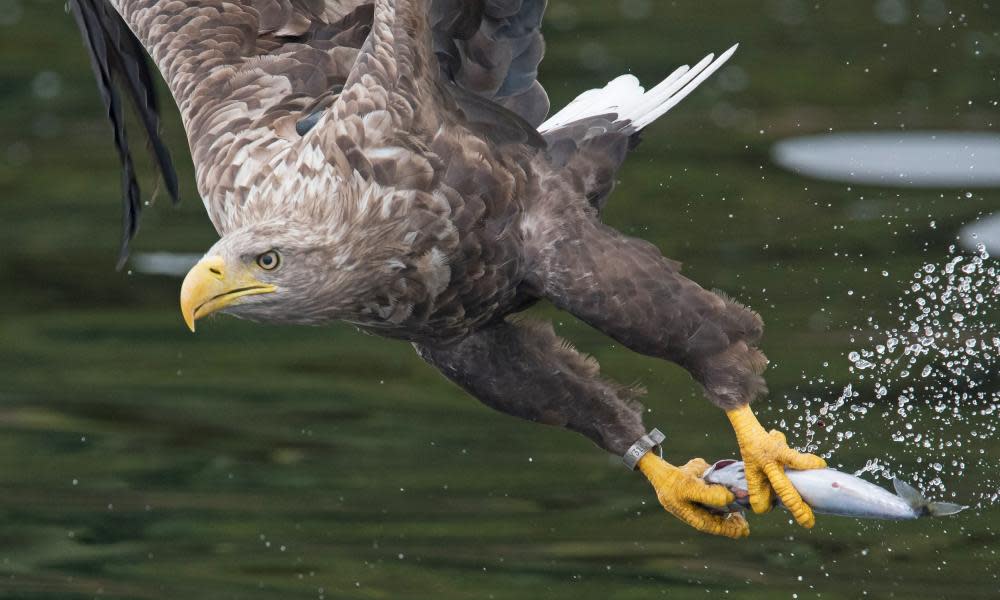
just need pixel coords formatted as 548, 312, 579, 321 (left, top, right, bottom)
179, 219, 373, 331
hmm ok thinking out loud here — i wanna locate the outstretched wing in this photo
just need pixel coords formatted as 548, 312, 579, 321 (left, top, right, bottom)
71, 0, 374, 259
71, 0, 550, 264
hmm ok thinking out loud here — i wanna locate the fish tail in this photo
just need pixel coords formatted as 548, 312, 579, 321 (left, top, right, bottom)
926, 501, 968, 517
892, 478, 967, 517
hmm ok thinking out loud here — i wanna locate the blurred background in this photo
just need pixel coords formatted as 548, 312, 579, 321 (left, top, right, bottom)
1, 1, 998, 598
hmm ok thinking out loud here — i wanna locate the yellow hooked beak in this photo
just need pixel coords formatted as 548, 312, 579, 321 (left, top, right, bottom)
179, 256, 276, 332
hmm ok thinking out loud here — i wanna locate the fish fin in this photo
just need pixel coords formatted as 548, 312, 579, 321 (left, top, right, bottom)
927, 502, 967, 517
892, 478, 925, 509
893, 478, 967, 517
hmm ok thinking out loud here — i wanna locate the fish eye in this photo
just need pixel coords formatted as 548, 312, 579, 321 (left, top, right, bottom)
256, 250, 280, 271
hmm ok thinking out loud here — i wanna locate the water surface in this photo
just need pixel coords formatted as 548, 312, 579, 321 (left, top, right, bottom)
1, 1, 998, 599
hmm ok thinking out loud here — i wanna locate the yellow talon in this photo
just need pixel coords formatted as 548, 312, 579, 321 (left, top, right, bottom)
726, 404, 827, 529
638, 453, 750, 539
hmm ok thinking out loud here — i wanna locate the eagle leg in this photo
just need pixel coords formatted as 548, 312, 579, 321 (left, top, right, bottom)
415, 317, 749, 537
531, 214, 825, 529
533, 217, 768, 405
414, 318, 646, 456
637, 454, 749, 539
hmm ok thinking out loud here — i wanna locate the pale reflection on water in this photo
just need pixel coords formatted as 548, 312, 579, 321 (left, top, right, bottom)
131, 252, 202, 277
772, 132, 1000, 188
960, 212, 1000, 254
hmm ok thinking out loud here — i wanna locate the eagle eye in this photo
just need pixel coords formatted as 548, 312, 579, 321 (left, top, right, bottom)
256, 250, 280, 271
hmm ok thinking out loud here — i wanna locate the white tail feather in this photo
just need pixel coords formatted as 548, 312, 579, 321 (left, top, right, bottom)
537, 74, 644, 132
538, 44, 738, 134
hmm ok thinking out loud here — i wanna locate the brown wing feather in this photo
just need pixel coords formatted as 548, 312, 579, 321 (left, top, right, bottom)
90, 1, 459, 222
100, 0, 373, 233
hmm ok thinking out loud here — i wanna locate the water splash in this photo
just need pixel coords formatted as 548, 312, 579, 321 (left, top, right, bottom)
776, 244, 999, 505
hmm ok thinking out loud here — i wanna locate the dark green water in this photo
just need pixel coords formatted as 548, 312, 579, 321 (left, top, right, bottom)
1, 1, 998, 598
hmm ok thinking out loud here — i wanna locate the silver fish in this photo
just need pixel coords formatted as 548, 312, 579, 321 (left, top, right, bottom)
702, 459, 967, 520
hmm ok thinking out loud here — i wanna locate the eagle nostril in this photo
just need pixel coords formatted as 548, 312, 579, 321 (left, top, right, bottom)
209, 267, 222, 276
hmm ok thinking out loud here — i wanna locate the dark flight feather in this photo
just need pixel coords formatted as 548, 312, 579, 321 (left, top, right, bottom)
434, 0, 550, 126
69, 0, 178, 269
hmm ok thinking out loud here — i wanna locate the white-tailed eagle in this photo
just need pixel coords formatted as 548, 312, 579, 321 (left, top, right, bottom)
70, 0, 825, 538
